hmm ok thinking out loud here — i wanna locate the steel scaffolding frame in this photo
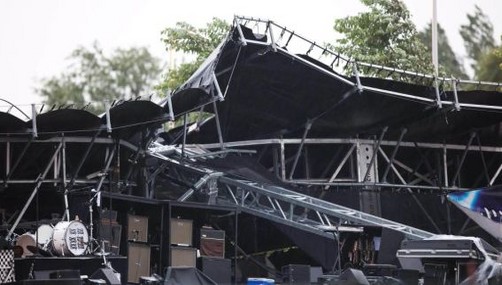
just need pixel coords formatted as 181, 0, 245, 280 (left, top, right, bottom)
185, 135, 502, 192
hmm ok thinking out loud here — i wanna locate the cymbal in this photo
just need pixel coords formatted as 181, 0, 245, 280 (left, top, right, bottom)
94, 251, 111, 256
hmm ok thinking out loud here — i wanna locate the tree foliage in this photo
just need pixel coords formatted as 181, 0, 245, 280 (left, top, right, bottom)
158, 18, 229, 92
476, 35, 502, 86
460, 5, 495, 70
418, 23, 467, 79
333, 0, 434, 77
38, 43, 161, 114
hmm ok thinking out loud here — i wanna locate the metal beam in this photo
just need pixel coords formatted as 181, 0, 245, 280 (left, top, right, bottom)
382, 128, 407, 182
4, 137, 33, 185
5, 143, 62, 241
289, 121, 312, 179
219, 176, 434, 240
378, 147, 442, 233
195, 137, 502, 153
324, 145, 356, 190
363, 127, 388, 181
450, 133, 476, 186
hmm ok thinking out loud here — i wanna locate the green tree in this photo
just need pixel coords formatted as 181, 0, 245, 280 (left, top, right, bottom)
37, 43, 161, 113
460, 5, 495, 72
333, 0, 433, 77
418, 23, 467, 79
476, 36, 502, 86
158, 18, 229, 92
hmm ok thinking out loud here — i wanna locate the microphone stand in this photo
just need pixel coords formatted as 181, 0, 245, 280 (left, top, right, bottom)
88, 189, 101, 253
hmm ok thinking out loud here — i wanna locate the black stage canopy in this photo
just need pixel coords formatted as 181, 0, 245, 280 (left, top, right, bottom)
170, 25, 502, 145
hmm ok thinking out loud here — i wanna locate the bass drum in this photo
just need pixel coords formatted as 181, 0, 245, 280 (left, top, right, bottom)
16, 233, 36, 257
36, 224, 53, 249
52, 221, 89, 256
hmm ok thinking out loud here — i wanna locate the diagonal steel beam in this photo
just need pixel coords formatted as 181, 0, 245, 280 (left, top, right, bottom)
382, 128, 407, 182
363, 127, 388, 181
6, 143, 62, 241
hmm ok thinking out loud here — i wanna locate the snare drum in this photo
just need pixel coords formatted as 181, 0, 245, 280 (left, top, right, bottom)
52, 221, 89, 256
36, 224, 53, 248
15, 233, 36, 257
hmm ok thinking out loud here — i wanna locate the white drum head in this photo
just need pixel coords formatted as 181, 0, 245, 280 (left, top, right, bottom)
36, 224, 53, 246
16, 233, 36, 257
52, 221, 89, 256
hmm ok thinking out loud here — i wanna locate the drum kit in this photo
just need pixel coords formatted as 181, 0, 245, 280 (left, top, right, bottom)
15, 219, 90, 257
10, 188, 110, 258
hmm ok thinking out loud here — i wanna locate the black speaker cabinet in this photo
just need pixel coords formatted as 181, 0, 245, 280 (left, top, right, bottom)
200, 228, 225, 258
282, 264, 311, 284
338, 268, 370, 285
170, 218, 193, 246
128, 214, 149, 242
99, 221, 122, 255
128, 242, 151, 283
170, 246, 196, 267
201, 257, 231, 285
49, 270, 81, 279
20, 280, 80, 284
90, 268, 121, 285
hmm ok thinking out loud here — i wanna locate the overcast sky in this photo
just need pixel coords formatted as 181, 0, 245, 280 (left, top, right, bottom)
0, 0, 501, 107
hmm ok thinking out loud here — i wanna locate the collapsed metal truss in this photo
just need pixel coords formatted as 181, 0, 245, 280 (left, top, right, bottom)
148, 150, 434, 240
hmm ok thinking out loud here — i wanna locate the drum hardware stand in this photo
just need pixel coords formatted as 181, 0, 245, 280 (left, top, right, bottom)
88, 189, 101, 254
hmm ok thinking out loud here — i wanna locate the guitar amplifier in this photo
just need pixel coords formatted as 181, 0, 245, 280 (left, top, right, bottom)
282, 264, 311, 284
170, 218, 193, 246
200, 228, 225, 258
128, 214, 148, 242
170, 246, 197, 267
127, 242, 151, 283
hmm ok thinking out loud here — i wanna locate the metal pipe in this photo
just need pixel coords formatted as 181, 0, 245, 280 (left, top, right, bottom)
177, 137, 502, 153
443, 145, 449, 187
363, 127, 388, 181
452, 79, 460, 111
212, 72, 224, 101
267, 21, 277, 52
6, 143, 62, 241
489, 163, 502, 186
31, 104, 38, 138
290, 180, 470, 191
280, 138, 286, 180
166, 93, 175, 120
378, 147, 442, 233
181, 113, 187, 157
105, 101, 112, 133
450, 133, 476, 186
66, 131, 101, 192
234, 19, 248, 46
5, 141, 9, 176
223, 45, 243, 98
289, 121, 312, 179
475, 134, 490, 185
352, 63, 362, 93
212, 101, 224, 150
382, 128, 407, 182
325, 145, 357, 190
94, 146, 116, 193
4, 137, 33, 184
